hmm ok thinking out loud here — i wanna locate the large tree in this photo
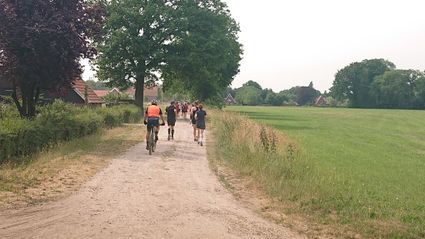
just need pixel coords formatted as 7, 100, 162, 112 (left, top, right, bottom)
96, 0, 178, 107
372, 69, 425, 109
330, 59, 395, 108
162, 0, 242, 103
0, 0, 105, 117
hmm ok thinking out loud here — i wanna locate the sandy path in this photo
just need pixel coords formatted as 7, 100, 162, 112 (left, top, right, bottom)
0, 119, 303, 239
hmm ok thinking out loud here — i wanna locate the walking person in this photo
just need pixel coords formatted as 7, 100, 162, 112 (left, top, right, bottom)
181, 102, 188, 119
165, 101, 177, 140
195, 104, 207, 146
190, 101, 199, 141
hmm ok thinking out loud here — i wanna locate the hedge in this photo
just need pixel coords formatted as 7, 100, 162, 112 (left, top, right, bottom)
0, 101, 141, 162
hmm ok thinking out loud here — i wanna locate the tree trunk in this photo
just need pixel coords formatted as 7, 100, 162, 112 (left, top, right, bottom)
135, 74, 145, 110
12, 82, 39, 118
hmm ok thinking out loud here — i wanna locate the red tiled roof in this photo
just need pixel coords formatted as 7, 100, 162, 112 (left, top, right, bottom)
125, 86, 159, 98
145, 86, 159, 97
72, 78, 104, 104
94, 90, 109, 98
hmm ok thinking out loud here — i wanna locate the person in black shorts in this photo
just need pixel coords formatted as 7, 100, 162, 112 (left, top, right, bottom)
190, 101, 199, 141
195, 104, 207, 146
165, 101, 177, 140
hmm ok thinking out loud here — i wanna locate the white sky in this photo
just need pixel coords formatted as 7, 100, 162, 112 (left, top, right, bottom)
222, 0, 425, 92
83, 0, 425, 93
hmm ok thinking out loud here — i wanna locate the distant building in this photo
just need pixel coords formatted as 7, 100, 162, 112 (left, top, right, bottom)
94, 88, 121, 99
224, 93, 237, 105
125, 85, 159, 102
314, 95, 328, 107
0, 77, 104, 106
60, 78, 104, 105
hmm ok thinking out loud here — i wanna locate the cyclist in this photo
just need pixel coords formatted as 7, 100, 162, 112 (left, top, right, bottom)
144, 99, 165, 150
195, 104, 207, 146
165, 101, 177, 140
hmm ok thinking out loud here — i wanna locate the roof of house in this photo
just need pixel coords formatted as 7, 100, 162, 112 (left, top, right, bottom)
72, 78, 104, 104
94, 90, 110, 98
145, 86, 159, 97
125, 86, 159, 98
315, 95, 328, 105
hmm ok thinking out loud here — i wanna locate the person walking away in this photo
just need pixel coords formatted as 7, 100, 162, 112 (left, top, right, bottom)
190, 101, 199, 141
175, 101, 181, 117
181, 102, 188, 119
144, 100, 165, 150
165, 101, 177, 140
195, 104, 207, 146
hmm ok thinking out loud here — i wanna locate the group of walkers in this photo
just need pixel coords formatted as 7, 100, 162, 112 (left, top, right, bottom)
143, 99, 207, 151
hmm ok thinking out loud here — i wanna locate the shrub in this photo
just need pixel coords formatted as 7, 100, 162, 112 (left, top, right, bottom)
0, 101, 142, 163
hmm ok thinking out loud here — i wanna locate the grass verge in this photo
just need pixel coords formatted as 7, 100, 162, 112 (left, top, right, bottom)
0, 124, 144, 209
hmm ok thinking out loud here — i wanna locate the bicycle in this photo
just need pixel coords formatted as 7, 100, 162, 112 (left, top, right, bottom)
145, 121, 165, 155
147, 126, 156, 155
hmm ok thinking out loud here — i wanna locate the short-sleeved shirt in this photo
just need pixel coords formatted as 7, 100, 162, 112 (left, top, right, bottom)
145, 105, 162, 118
196, 109, 207, 129
166, 105, 176, 121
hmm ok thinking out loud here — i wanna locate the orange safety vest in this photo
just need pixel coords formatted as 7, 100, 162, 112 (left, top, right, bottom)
147, 105, 161, 118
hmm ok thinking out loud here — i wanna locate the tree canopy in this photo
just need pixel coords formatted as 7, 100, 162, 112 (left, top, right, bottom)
97, 0, 242, 107
330, 59, 395, 108
0, 0, 105, 117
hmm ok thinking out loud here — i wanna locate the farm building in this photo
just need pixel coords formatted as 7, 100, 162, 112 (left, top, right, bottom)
0, 77, 104, 106
314, 95, 328, 107
125, 85, 159, 102
225, 93, 237, 105
94, 88, 121, 99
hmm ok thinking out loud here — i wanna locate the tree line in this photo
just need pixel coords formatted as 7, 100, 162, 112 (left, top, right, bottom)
0, 0, 242, 118
227, 80, 321, 106
330, 59, 425, 109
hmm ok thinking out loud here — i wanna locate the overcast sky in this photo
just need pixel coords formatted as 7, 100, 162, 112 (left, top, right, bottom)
222, 0, 425, 92
83, 0, 425, 93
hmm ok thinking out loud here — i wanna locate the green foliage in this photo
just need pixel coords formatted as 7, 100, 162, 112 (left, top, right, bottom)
228, 106, 425, 238
330, 59, 396, 108
0, 101, 141, 162
235, 86, 262, 105
372, 69, 425, 109
160, 0, 243, 103
234, 80, 319, 106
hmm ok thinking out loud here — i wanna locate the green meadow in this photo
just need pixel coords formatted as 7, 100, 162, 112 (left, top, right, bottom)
225, 106, 425, 238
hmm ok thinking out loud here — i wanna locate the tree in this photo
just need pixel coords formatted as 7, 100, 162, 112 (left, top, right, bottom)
96, 0, 177, 108
235, 86, 262, 105
372, 69, 425, 109
330, 59, 395, 108
98, 0, 242, 108
162, 0, 242, 103
0, 0, 105, 118
295, 86, 320, 106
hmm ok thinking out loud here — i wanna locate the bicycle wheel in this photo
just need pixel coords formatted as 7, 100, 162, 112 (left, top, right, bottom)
149, 128, 154, 155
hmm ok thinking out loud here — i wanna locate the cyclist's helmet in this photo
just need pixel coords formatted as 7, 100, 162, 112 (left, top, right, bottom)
151, 99, 158, 105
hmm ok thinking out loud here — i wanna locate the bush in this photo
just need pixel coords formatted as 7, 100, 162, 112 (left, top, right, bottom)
0, 101, 142, 163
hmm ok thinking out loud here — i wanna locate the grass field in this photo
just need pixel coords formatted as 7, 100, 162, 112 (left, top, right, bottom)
224, 106, 425, 238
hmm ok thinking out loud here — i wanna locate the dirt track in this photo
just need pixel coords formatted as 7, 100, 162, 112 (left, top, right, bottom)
0, 119, 303, 239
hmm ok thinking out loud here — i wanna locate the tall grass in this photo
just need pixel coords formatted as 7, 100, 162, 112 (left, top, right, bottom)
212, 112, 319, 207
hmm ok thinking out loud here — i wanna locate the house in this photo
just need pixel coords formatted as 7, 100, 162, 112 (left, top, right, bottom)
60, 78, 104, 105
314, 95, 328, 107
0, 77, 104, 106
125, 85, 159, 102
224, 93, 237, 105
94, 88, 121, 99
